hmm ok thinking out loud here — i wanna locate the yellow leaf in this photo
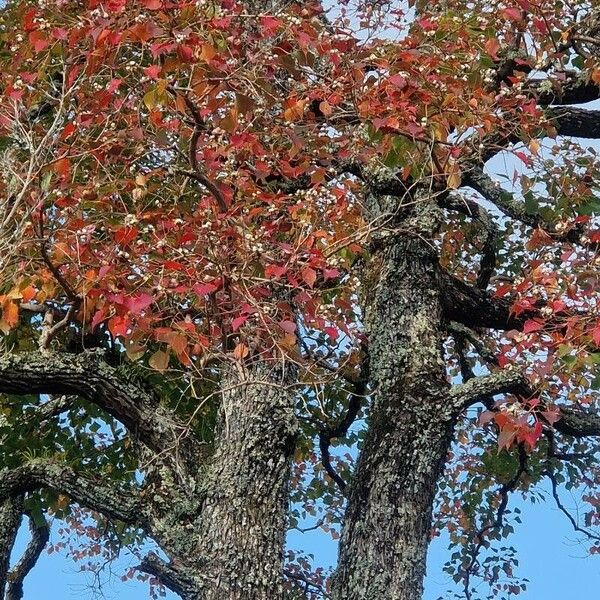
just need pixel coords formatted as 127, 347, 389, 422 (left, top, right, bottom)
529, 139, 540, 155
143, 88, 158, 110
149, 350, 170, 372
446, 161, 462, 189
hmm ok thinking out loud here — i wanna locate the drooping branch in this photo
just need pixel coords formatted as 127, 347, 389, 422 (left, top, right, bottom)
441, 193, 499, 289
316, 350, 368, 492
6, 513, 50, 600
0, 350, 183, 455
137, 552, 199, 598
0, 462, 144, 526
544, 469, 600, 543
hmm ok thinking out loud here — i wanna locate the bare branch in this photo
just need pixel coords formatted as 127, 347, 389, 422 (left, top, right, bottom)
6, 513, 50, 600
545, 470, 600, 543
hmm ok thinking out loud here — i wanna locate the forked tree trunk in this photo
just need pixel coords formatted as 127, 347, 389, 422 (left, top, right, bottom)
333, 232, 455, 600
148, 361, 298, 600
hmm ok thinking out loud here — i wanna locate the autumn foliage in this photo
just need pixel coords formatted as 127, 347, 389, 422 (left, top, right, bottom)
1, 0, 600, 598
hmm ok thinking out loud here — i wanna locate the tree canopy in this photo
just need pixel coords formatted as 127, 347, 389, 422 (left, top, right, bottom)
0, 0, 600, 599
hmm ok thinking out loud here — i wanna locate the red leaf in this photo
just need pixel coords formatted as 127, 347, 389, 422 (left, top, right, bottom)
193, 282, 218, 296
322, 268, 340, 280
265, 265, 287, 279
91, 307, 107, 331
29, 30, 49, 53
125, 293, 154, 315
324, 326, 339, 340
115, 226, 138, 247
592, 323, 600, 346
522, 319, 543, 334
478, 410, 495, 425
232, 315, 248, 331
503, 7, 523, 21
279, 320, 297, 334
260, 16, 282, 36
302, 267, 317, 288
144, 65, 162, 79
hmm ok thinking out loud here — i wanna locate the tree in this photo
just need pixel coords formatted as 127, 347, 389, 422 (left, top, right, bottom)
0, 0, 600, 598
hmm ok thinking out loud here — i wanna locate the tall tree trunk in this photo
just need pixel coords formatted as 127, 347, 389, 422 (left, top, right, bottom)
333, 226, 455, 600
144, 361, 298, 600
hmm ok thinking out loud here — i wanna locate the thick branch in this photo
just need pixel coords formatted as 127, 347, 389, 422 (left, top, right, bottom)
549, 107, 600, 139
0, 497, 23, 598
0, 350, 177, 454
441, 271, 531, 330
0, 463, 143, 526
554, 406, 600, 438
533, 75, 600, 107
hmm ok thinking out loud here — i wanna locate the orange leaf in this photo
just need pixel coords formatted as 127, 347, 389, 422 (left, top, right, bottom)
233, 343, 249, 360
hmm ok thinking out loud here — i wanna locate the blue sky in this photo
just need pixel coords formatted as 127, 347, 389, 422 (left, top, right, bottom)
10, 486, 600, 599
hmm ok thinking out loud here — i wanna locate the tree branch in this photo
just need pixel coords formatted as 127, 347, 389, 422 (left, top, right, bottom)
441, 271, 532, 330
554, 406, 600, 438
137, 552, 199, 598
449, 368, 531, 412
549, 107, 600, 140
0, 462, 144, 526
0, 497, 23, 598
6, 513, 50, 600
0, 350, 179, 454
441, 193, 499, 289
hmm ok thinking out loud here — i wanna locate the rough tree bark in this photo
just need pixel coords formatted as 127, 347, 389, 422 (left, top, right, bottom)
142, 363, 298, 600
0, 355, 298, 600
332, 200, 455, 600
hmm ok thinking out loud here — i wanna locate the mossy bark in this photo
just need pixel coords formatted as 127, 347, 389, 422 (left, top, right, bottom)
142, 363, 298, 600
333, 232, 455, 600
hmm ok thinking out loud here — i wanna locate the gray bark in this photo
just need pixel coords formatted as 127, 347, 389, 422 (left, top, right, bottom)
332, 216, 455, 600
0, 497, 22, 599
137, 362, 298, 600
